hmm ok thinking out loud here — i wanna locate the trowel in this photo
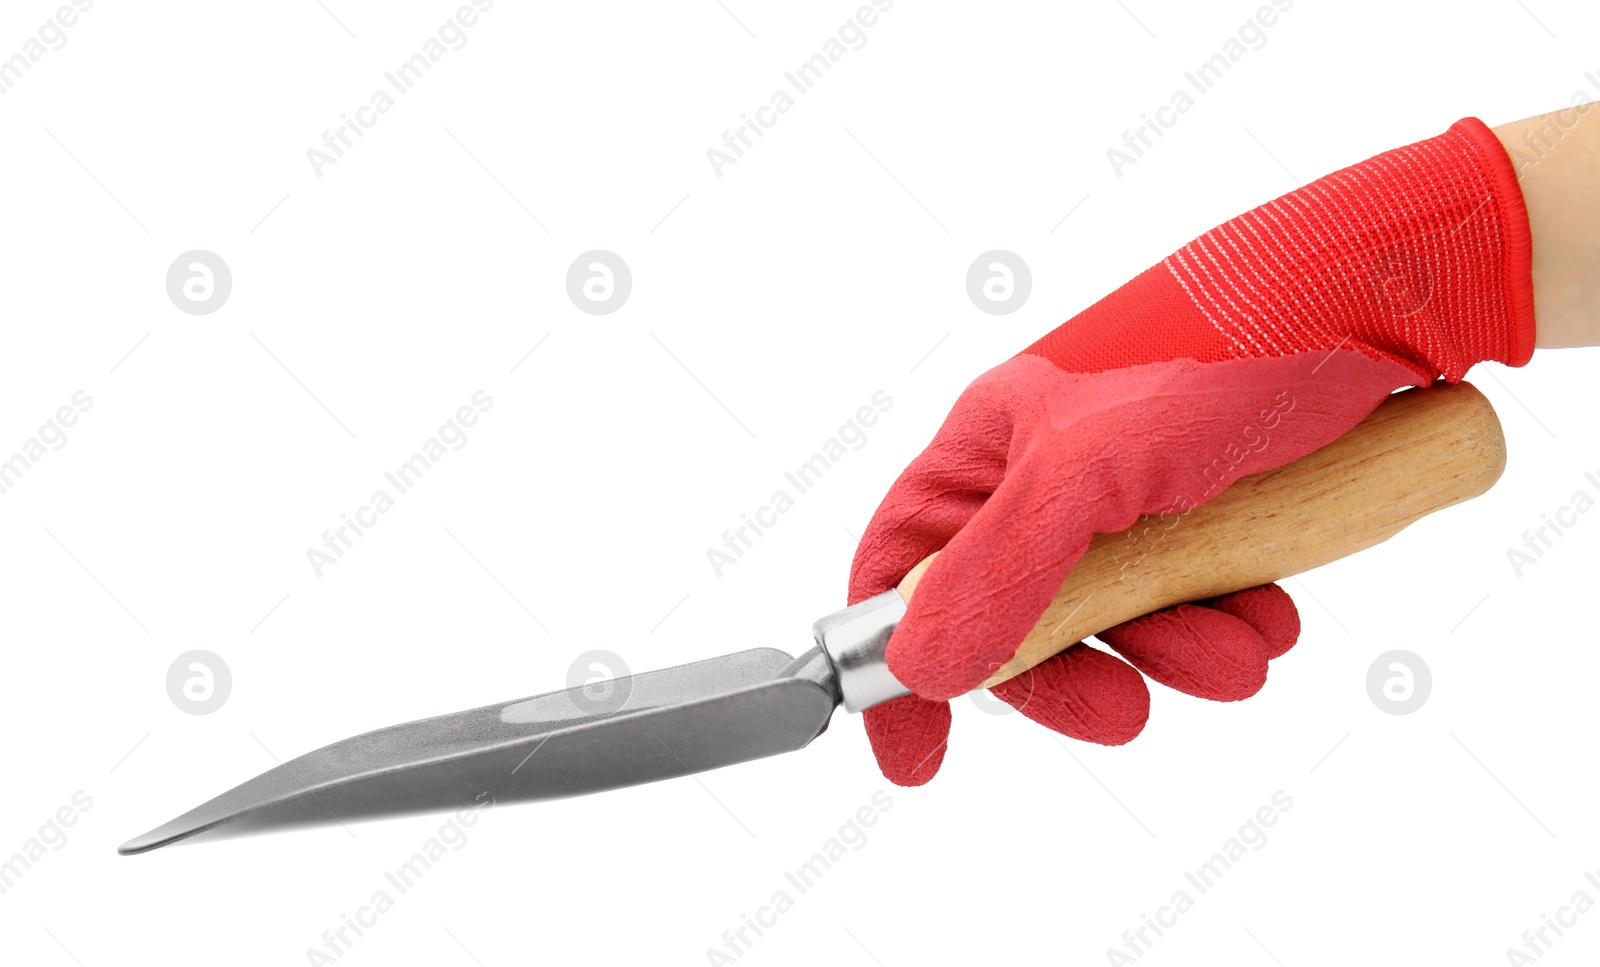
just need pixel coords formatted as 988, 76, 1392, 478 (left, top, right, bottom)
120, 382, 1504, 854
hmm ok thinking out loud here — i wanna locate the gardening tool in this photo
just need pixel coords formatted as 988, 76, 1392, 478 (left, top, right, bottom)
119, 380, 1505, 854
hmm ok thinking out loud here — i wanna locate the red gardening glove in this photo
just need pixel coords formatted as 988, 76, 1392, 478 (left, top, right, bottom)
852, 117, 1536, 785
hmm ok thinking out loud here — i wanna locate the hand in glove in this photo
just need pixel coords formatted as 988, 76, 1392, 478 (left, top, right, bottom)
852, 118, 1536, 784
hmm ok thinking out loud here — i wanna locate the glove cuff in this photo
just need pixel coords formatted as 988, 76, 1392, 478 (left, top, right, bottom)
1450, 115, 1538, 370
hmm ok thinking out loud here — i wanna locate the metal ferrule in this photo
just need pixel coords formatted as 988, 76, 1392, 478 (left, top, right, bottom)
811, 589, 912, 713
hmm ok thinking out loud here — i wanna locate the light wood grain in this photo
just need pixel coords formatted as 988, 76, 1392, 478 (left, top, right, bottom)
894, 381, 1505, 689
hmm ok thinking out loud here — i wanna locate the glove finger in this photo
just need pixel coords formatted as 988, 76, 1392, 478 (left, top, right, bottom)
1097, 603, 1272, 702
847, 403, 1011, 606
884, 446, 1098, 700
1205, 583, 1300, 659
989, 643, 1149, 745
862, 694, 952, 786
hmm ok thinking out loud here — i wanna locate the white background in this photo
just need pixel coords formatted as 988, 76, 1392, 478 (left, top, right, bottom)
1, 1, 1598, 964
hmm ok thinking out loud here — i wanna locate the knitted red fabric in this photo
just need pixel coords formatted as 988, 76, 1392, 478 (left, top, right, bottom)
852, 118, 1536, 787
1023, 118, 1535, 380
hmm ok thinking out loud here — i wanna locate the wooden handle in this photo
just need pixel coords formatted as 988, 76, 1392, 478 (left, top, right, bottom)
894, 381, 1506, 689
